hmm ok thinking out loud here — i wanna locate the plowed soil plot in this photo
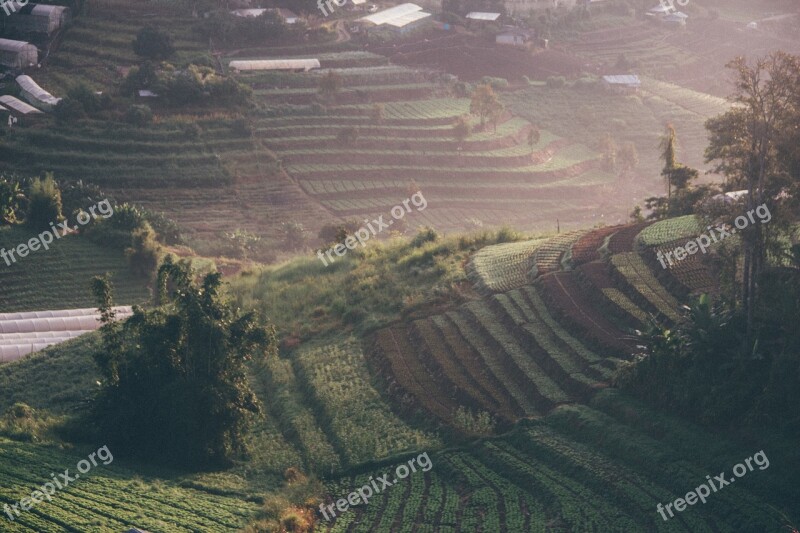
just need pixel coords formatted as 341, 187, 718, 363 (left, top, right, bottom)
377, 33, 584, 82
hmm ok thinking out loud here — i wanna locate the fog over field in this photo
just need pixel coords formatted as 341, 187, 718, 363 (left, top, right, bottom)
0, 0, 798, 531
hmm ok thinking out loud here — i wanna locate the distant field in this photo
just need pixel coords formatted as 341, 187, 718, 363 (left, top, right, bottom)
0, 227, 150, 313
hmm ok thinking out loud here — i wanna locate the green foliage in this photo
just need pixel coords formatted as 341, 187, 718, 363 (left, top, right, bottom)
0, 175, 24, 225
452, 115, 472, 143
67, 82, 104, 113
453, 406, 495, 435
91, 259, 276, 468
53, 98, 86, 122
470, 84, 502, 128
546, 76, 566, 88
125, 104, 153, 126
26, 175, 63, 232
197, 9, 288, 46
318, 71, 342, 102
132, 25, 175, 59
124, 224, 161, 279
0, 403, 55, 443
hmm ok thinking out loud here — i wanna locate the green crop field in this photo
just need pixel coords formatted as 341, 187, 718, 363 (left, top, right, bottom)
0, 227, 150, 312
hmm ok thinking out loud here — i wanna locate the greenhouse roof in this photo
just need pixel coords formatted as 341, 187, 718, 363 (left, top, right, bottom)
228, 59, 320, 71
16, 75, 61, 106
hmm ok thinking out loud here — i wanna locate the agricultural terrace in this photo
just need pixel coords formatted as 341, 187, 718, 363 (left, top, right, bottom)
0, 437, 259, 532
232, 57, 620, 232
504, 81, 731, 219
320, 390, 787, 532
0, 226, 150, 312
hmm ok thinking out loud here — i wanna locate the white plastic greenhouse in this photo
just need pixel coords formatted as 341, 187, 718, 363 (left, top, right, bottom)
0, 38, 38, 69
4, 2, 70, 35
16, 75, 61, 111
0, 306, 133, 363
228, 59, 320, 72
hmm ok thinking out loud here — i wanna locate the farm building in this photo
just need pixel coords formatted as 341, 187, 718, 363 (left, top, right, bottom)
466, 12, 501, 21
504, 0, 577, 16
16, 74, 61, 111
2, 2, 70, 35
0, 37, 37, 69
229, 59, 320, 72
496, 27, 535, 46
360, 3, 432, 33
0, 94, 43, 117
230, 7, 298, 23
602, 74, 641, 94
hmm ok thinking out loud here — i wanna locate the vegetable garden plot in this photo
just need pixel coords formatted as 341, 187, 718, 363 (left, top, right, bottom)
609, 253, 683, 323
528, 230, 588, 280
466, 238, 548, 294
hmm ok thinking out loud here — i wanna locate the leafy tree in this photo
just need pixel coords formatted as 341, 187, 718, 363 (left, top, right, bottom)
53, 98, 86, 122
67, 83, 102, 113
452, 115, 472, 143
226, 228, 261, 260
26, 175, 63, 232
705, 52, 800, 339
600, 133, 617, 172
469, 84, 499, 128
132, 26, 175, 60
659, 124, 677, 198
124, 224, 161, 279
617, 142, 639, 174
318, 71, 342, 102
527, 127, 541, 151
281, 221, 308, 251
92, 261, 274, 467
124, 104, 153, 126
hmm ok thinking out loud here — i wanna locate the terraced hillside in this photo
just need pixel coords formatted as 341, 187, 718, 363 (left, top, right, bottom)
0, 438, 259, 532
0, 227, 149, 313
320, 390, 787, 532
370, 223, 690, 430
230, 60, 621, 232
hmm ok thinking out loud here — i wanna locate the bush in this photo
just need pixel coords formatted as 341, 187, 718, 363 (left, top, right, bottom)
125, 224, 161, 279
124, 104, 153, 126
26, 176, 63, 231
53, 98, 86, 122
132, 26, 175, 59
546, 76, 567, 88
480, 76, 509, 90
411, 226, 440, 247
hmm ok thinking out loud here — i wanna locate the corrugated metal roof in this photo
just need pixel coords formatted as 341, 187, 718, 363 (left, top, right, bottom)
361, 3, 422, 25
229, 59, 320, 71
0, 95, 43, 114
0, 37, 36, 52
16, 75, 61, 107
602, 75, 641, 85
466, 12, 501, 21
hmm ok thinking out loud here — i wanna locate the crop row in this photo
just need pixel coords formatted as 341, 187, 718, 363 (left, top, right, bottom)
529, 230, 588, 279
293, 337, 440, 467
466, 238, 548, 294
609, 253, 682, 323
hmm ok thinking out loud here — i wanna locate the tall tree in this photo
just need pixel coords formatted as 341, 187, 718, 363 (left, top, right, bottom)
705, 52, 800, 341
470, 84, 499, 129
659, 124, 677, 199
91, 258, 275, 467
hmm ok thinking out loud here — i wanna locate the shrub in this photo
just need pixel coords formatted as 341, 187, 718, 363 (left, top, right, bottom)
53, 98, 86, 122
132, 25, 175, 59
26, 175, 63, 231
125, 224, 161, 279
546, 76, 567, 88
480, 76, 509, 89
124, 104, 153, 126
411, 226, 440, 247
0, 403, 52, 442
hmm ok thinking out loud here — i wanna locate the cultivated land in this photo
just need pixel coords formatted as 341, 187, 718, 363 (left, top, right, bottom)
1, 1, 799, 531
